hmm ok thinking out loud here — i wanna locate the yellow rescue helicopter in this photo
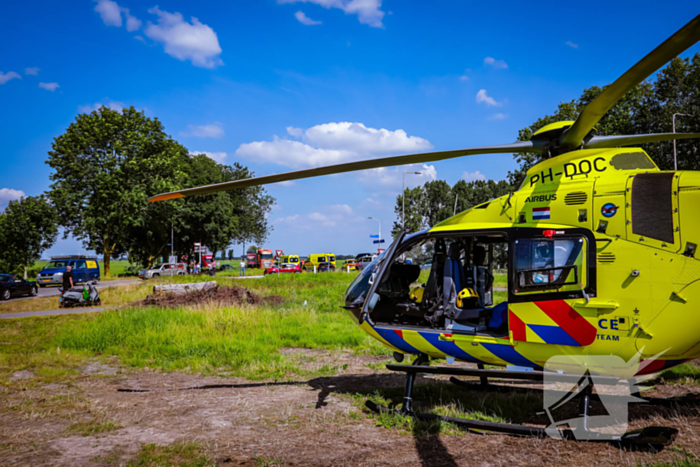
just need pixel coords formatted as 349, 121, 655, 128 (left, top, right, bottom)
151, 15, 700, 447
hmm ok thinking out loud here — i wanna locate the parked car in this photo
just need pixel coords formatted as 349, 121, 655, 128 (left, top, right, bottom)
356, 255, 376, 271
264, 263, 302, 275
0, 274, 38, 300
343, 261, 358, 271
36, 255, 100, 287
317, 262, 332, 273
139, 263, 187, 279
218, 264, 234, 271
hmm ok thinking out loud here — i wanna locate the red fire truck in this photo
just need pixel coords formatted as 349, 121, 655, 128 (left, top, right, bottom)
246, 253, 257, 268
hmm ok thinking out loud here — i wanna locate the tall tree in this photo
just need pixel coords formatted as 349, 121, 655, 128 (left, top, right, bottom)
247, 245, 258, 254
47, 106, 186, 277
452, 179, 513, 214
423, 180, 454, 227
391, 185, 426, 237
0, 195, 58, 278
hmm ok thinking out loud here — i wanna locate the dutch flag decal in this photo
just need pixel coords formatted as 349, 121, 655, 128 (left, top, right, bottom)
532, 207, 550, 220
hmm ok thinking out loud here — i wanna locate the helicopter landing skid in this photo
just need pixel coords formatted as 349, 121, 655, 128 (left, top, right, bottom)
448, 377, 700, 408
369, 360, 678, 450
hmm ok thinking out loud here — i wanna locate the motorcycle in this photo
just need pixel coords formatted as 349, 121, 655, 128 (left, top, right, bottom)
59, 281, 102, 308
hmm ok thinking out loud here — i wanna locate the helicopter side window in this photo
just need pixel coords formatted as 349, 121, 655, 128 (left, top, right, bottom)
513, 237, 587, 294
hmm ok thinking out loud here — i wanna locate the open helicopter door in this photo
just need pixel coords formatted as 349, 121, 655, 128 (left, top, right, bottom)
358, 230, 408, 325
507, 228, 598, 347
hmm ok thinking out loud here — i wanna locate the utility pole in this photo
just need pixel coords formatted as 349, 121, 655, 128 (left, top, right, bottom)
673, 113, 693, 171
454, 194, 459, 216
171, 223, 174, 257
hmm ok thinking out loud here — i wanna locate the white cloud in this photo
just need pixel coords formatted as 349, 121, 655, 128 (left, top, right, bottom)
278, 0, 385, 28
236, 122, 432, 169
484, 56, 508, 69
180, 122, 224, 138
462, 171, 486, 182
24, 67, 40, 76
459, 75, 469, 81
286, 126, 303, 137
78, 99, 125, 113
489, 113, 508, 120
94, 0, 141, 31
0, 71, 21, 85
134, 35, 146, 43
94, 0, 122, 27
0, 188, 25, 209
124, 8, 142, 31
275, 204, 363, 230
356, 163, 437, 188
565, 41, 579, 49
144, 7, 223, 68
476, 89, 502, 107
191, 151, 228, 164
39, 82, 59, 91
295, 11, 322, 25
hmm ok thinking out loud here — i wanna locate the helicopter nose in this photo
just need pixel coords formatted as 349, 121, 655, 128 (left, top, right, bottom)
636, 279, 700, 360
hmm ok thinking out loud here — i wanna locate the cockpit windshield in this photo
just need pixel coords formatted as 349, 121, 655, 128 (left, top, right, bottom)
344, 253, 384, 307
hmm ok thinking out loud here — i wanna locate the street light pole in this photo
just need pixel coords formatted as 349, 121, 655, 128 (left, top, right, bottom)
368, 217, 381, 254
402, 171, 422, 231
171, 223, 174, 257
673, 113, 693, 171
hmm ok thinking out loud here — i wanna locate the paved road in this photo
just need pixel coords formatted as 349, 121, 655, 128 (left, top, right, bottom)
0, 306, 112, 319
18, 279, 140, 300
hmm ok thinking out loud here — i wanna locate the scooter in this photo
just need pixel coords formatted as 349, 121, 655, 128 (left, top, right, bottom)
59, 281, 101, 308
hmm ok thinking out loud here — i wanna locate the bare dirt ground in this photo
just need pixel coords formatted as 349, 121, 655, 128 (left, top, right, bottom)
1, 351, 699, 466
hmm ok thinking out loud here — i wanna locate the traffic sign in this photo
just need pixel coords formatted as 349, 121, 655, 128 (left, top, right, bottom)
372, 239, 385, 244
369, 234, 379, 238
276, 250, 283, 257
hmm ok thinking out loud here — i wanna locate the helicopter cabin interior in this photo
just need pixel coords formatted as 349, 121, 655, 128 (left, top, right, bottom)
368, 228, 596, 336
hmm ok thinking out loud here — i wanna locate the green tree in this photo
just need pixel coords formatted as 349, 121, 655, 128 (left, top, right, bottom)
247, 245, 258, 254
391, 185, 426, 237
228, 249, 233, 261
423, 180, 454, 227
452, 179, 513, 214
47, 106, 186, 277
159, 155, 273, 264
0, 195, 58, 278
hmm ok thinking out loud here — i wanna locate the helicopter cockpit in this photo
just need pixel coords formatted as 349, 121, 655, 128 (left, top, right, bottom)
345, 228, 594, 336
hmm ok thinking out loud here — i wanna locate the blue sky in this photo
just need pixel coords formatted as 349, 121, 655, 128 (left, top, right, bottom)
2, 1, 699, 258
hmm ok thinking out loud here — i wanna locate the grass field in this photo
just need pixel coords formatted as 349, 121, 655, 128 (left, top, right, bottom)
0, 272, 392, 382
2, 270, 700, 466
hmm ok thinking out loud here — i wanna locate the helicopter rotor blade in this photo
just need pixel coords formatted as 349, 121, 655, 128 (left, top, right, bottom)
149, 140, 541, 202
560, 14, 700, 151
584, 132, 700, 149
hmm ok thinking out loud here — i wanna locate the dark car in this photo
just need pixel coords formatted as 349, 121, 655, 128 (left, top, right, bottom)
317, 262, 332, 273
219, 264, 234, 271
0, 274, 38, 300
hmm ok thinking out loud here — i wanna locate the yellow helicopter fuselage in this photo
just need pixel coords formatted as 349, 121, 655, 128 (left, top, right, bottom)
352, 147, 700, 377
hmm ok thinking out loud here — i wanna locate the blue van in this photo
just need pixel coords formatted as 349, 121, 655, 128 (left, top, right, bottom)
36, 255, 101, 287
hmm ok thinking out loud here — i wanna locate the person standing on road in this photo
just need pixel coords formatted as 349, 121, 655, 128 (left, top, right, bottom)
63, 265, 74, 290
239, 259, 245, 277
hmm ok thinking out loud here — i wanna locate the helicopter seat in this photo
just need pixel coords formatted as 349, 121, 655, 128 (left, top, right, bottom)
443, 243, 483, 324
